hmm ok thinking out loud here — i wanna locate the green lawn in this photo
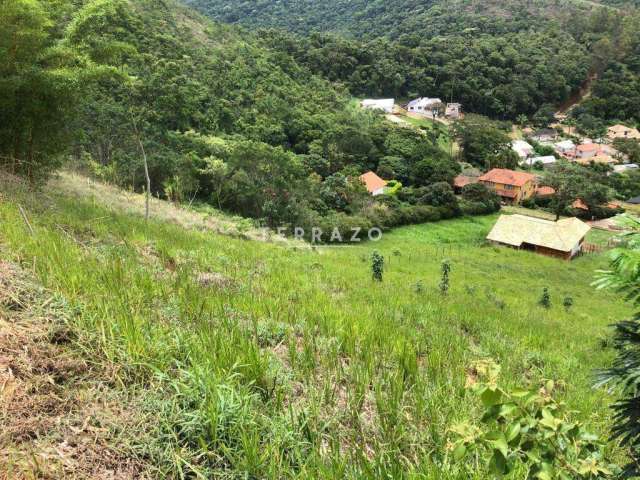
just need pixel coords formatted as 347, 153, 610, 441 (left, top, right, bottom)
0, 179, 630, 478
399, 115, 457, 154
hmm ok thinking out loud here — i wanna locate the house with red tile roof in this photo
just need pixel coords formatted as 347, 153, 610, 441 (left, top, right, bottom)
478, 168, 536, 204
359, 171, 388, 196
575, 143, 600, 159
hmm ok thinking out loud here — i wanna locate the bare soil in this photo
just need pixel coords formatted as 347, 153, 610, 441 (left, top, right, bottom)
0, 259, 150, 479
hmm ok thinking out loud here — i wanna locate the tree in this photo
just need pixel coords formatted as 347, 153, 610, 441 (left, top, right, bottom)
410, 156, 460, 186
0, 0, 85, 181
131, 115, 151, 220
453, 115, 513, 169
540, 162, 590, 221
516, 114, 529, 128
419, 182, 458, 208
532, 104, 556, 128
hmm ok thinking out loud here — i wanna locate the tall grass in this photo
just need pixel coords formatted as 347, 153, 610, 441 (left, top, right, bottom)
0, 184, 629, 477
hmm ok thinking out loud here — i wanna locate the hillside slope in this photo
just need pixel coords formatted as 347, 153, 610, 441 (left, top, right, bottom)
0, 171, 631, 477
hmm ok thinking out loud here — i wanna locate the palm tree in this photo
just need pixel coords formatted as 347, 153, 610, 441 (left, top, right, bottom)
565, 117, 577, 137
516, 114, 528, 129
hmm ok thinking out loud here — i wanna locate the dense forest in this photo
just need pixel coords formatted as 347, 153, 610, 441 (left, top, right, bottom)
185, 0, 589, 39
3, 0, 497, 238
188, 0, 640, 125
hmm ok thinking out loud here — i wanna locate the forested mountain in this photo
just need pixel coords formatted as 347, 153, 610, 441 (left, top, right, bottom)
4, 0, 483, 235
188, 0, 640, 125
184, 0, 589, 39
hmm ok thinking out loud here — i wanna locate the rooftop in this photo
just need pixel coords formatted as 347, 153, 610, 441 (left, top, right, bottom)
487, 214, 590, 253
608, 124, 640, 140
453, 175, 478, 188
576, 143, 599, 152
359, 171, 387, 194
479, 168, 536, 187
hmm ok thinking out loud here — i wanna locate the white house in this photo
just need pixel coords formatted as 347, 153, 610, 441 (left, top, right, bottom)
360, 99, 395, 114
554, 140, 576, 155
512, 140, 534, 159
522, 155, 557, 169
445, 103, 462, 119
614, 164, 639, 173
407, 97, 443, 116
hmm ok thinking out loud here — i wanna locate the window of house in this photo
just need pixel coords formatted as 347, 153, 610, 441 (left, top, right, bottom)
504, 184, 514, 190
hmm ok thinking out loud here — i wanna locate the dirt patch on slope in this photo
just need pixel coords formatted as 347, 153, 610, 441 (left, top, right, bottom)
0, 260, 150, 479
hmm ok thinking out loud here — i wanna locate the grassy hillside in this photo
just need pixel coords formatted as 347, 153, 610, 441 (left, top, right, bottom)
0, 174, 630, 477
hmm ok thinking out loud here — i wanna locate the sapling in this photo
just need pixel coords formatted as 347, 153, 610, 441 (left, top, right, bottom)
371, 251, 384, 282
539, 287, 551, 308
563, 296, 573, 311
439, 259, 451, 296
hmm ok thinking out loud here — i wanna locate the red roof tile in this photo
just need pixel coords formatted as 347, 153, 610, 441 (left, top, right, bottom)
359, 171, 387, 194
453, 175, 478, 188
576, 143, 599, 152
536, 186, 555, 196
479, 169, 535, 187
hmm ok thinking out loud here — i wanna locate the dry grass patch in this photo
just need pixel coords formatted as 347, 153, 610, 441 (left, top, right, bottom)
0, 260, 151, 479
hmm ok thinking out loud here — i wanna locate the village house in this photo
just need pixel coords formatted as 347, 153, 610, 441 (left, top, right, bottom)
521, 155, 557, 169
406, 97, 443, 116
445, 103, 462, 119
575, 151, 617, 166
607, 124, 640, 141
575, 143, 600, 159
478, 168, 536, 203
530, 128, 558, 143
512, 140, 535, 159
360, 99, 395, 113
486, 214, 591, 260
554, 139, 576, 157
359, 171, 388, 196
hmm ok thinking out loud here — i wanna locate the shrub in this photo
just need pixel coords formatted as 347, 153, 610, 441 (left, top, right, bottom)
449, 360, 617, 478
460, 199, 500, 216
462, 182, 499, 204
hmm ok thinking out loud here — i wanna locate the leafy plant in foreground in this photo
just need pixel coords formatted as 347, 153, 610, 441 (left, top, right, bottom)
449, 360, 617, 478
594, 215, 640, 476
371, 251, 384, 282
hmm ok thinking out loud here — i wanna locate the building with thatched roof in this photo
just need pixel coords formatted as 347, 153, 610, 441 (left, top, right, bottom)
486, 214, 590, 260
